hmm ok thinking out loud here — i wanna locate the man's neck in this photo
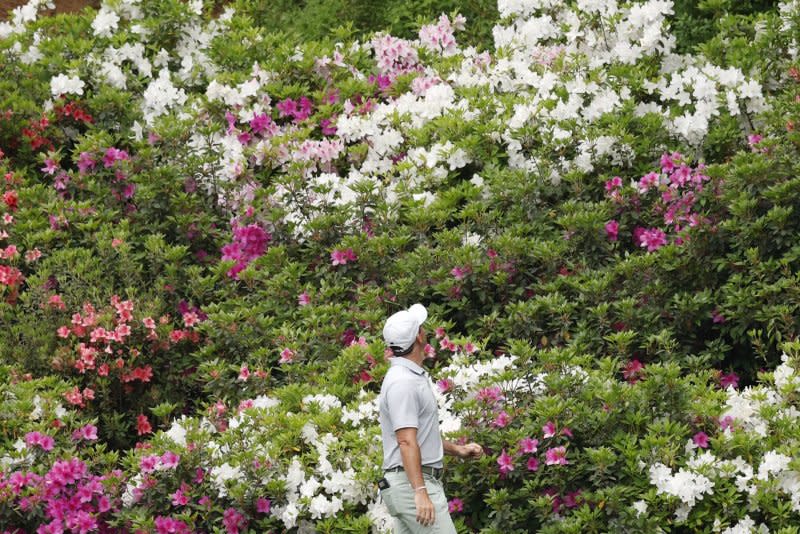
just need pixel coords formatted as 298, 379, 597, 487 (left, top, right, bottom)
404, 349, 425, 368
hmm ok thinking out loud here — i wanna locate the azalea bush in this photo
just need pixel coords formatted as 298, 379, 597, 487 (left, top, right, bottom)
1, 0, 800, 531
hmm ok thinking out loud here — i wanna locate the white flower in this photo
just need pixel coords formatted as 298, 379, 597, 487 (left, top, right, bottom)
303, 394, 342, 411
164, 419, 187, 447
141, 68, 188, 125
210, 462, 244, 497
632, 500, 647, 517
92, 7, 120, 38
50, 74, 85, 96
757, 451, 791, 481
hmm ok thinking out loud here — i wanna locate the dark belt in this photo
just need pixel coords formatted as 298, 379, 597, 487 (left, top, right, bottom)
384, 465, 444, 480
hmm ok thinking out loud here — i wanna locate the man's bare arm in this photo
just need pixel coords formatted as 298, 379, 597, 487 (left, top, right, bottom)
443, 437, 484, 459
396, 427, 435, 526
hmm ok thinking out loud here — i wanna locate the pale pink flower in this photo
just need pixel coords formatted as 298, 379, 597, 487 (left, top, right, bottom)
279, 348, 295, 364
518, 437, 539, 454
542, 421, 556, 438
298, 292, 310, 306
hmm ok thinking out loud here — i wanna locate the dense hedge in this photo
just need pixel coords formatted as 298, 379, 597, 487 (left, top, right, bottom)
0, 0, 799, 532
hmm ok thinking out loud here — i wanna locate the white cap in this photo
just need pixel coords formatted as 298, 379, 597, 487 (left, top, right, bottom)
383, 303, 428, 354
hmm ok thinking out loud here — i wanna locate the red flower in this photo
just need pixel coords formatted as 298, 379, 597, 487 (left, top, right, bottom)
137, 414, 152, 436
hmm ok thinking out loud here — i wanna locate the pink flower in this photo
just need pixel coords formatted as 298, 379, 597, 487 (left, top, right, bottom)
476, 386, 503, 404
77, 152, 96, 174
545, 446, 568, 465
542, 421, 556, 438
527, 457, 540, 471
424, 343, 435, 358
330, 248, 357, 266
497, 449, 514, 475
518, 437, 539, 454
638, 171, 660, 194
436, 378, 454, 393
639, 228, 668, 252
747, 134, 763, 148
719, 416, 735, 431
451, 266, 469, 280
161, 451, 180, 469
491, 410, 511, 429
41, 158, 58, 175
279, 348, 295, 364
711, 308, 726, 324
140, 455, 159, 473
71, 424, 98, 441
298, 292, 310, 306
693, 431, 709, 448
171, 488, 189, 506
448, 497, 464, 513
605, 220, 619, 241
604, 176, 622, 192
238, 365, 250, 381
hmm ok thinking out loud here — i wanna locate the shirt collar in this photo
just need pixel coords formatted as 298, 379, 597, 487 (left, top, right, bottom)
390, 356, 427, 376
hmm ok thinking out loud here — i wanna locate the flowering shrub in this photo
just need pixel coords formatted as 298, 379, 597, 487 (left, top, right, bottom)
1, 0, 800, 531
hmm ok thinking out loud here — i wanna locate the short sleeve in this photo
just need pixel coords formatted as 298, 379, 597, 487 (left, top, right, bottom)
384, 380, 419, 431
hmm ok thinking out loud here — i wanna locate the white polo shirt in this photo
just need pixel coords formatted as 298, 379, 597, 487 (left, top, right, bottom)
379, 356, 444, 470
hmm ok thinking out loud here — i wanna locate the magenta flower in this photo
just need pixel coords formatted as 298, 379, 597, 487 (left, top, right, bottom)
154, 517, 191, 534
331, 247, 357, 266
518, 437, 539, 454
527, 457, 540, 471
542, 421, 556, 438
693, 432, 709, 448
497, 449, 514, 475
256, 497, 271, 514
639, 228, 668, 252
448, 497, 464, 513
605, 220, 619, 241
711, 308, 726, 324
223, 507, 247, 534
249, 113, 273, 135
545, 446, 568, 466
719, 372, 739, 390
747, 134, 763, 147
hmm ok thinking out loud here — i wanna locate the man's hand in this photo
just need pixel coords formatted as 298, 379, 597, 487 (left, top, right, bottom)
458, 442, 484, 459
414, 488, 435, 526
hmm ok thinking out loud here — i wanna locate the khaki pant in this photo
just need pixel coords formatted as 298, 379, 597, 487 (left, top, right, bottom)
380, 471, 457, 534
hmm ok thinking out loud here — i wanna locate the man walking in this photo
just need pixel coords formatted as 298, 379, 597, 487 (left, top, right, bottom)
378, 303, 483, 532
